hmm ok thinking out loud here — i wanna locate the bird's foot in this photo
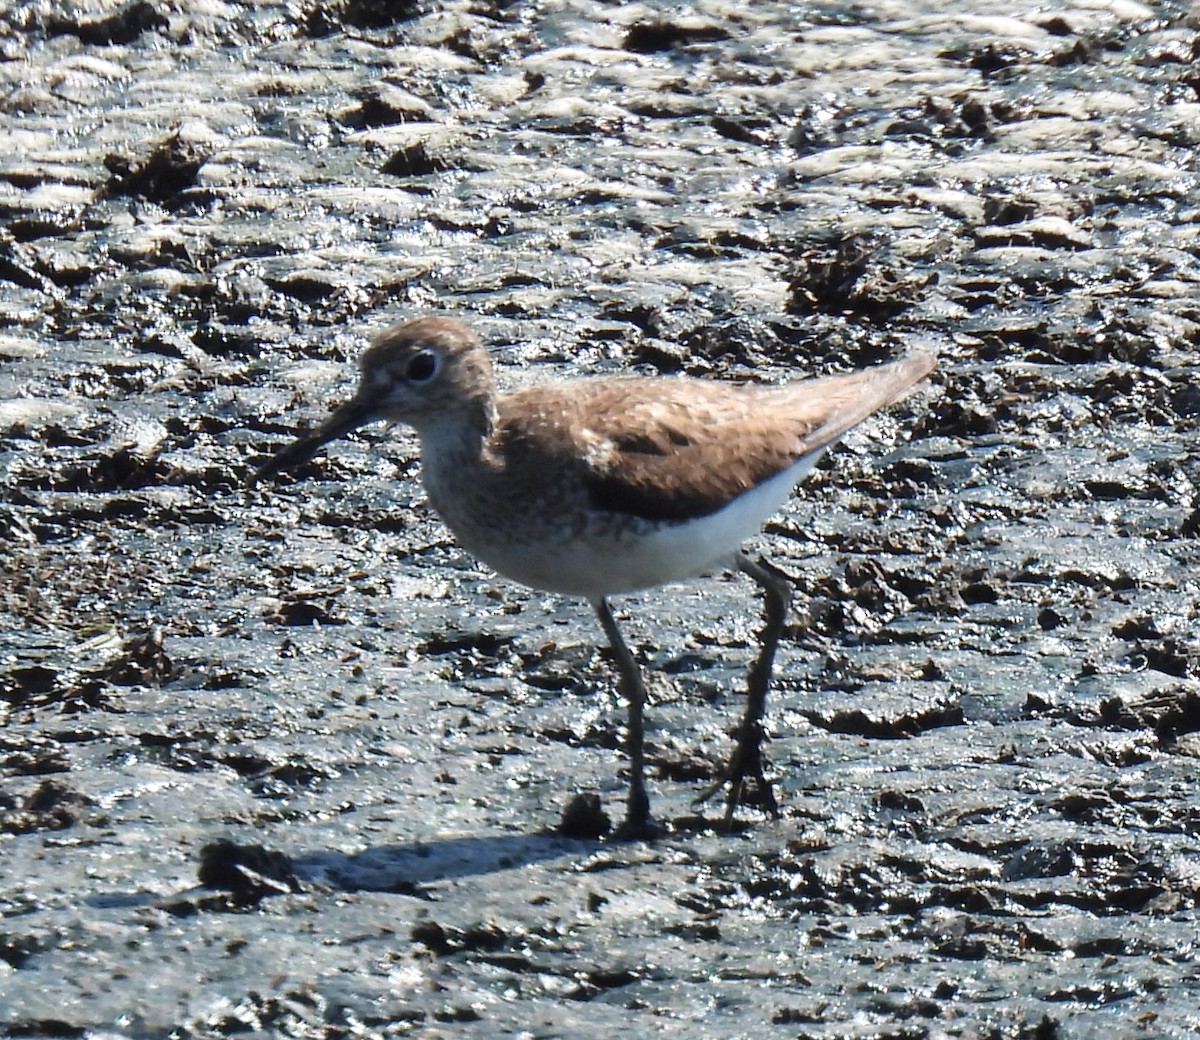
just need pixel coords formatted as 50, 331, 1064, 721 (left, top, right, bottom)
610, 786, 658, 841
695, 728, 779, 825
612, 814, 660, 842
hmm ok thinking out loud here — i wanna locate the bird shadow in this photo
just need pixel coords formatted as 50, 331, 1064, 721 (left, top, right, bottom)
294, 830, 602, 894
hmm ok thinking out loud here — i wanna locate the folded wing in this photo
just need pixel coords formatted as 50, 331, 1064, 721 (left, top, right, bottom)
495, 354, 936, 524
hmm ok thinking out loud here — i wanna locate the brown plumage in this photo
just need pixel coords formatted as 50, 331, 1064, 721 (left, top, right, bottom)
253, 316, 937, 837
493, 364, 935, 523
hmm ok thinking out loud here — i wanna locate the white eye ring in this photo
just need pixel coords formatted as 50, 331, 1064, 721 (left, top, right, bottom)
405, 349, 439, 383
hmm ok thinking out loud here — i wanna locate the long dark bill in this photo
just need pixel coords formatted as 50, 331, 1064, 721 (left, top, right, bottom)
250, 394, 379, 485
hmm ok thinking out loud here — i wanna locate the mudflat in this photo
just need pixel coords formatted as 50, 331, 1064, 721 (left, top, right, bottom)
2, 2, 1199, 1038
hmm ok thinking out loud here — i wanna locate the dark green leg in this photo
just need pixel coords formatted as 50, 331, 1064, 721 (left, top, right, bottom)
593, 597, 655, 839
697, 553, 790, 821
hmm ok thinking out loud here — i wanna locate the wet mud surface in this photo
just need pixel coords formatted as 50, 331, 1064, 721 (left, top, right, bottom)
3, 1, 1200, 1037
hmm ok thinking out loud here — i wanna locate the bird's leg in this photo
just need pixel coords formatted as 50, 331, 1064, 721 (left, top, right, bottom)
697, 552, 791, 822
592, 597, 655, 839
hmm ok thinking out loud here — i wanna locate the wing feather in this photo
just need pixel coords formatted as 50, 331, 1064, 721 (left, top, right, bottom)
493, 355, 934, 523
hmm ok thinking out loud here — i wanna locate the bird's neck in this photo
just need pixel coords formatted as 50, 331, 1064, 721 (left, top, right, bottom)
416, 406, 502, 533
417, 400, 496, 473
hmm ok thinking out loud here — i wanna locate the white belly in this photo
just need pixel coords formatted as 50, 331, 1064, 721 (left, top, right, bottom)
452, 451, 824, 601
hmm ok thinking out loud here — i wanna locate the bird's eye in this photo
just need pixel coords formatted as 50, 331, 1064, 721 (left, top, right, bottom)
405, 350, 438, 383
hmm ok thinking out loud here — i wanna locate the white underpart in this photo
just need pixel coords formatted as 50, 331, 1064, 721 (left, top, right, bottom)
464, 449, 828, 601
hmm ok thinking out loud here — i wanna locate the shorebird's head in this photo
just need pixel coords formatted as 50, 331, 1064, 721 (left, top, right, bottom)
252, 316, 496, 483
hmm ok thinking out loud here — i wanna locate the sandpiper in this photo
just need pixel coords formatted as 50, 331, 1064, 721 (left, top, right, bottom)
253, 316, 936, 838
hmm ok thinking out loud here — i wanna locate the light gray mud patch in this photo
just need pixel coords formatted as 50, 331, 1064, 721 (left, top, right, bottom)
2, 1, 1200, 1038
